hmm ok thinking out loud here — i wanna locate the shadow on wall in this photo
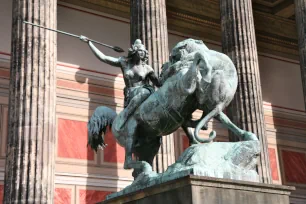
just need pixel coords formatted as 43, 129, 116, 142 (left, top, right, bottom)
75, 67, 128, 203
54, 64, 129, 204
55, 2, 133, 203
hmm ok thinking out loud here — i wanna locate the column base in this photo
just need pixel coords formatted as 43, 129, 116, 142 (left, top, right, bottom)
99, 175, 294, 204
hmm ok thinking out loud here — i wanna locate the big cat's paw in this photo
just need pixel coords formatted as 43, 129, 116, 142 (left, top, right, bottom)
243, 131, 258, 141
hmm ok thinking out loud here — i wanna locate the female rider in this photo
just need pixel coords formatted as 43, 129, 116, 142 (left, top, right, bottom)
80, 36, 161, 129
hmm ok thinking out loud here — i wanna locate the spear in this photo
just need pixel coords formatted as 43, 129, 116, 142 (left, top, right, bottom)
23, 21, 125, 53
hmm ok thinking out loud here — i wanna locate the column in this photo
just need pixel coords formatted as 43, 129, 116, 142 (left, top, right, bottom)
130, 0, 175, 172
220, 0, 272, 183
295, 0, 306, 109
4, 0, 57, 203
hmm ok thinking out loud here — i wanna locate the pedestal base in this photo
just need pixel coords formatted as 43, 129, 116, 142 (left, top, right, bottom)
99, 175, 294, 204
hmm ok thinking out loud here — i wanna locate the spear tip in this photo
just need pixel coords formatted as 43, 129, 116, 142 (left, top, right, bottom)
113, 46, 125, 53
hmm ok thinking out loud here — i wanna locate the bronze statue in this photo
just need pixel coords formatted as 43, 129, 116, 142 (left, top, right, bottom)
80, 37, 161, 130
86, 38, 258, 179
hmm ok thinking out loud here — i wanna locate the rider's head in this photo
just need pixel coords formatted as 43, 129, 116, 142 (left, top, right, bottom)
128, 39, 149, 62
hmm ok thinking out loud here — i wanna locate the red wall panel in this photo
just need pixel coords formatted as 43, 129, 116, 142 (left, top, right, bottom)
282, 149, 306, 184
0, 185, 3, 204
79, 189, 112, 204
58, 118, 94, 160
268, 148, 279, 181
103, 128, 124, 163
54, 188, 72, 204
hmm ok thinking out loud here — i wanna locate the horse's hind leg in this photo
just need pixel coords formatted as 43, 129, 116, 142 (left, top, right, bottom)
133, 136, 161, 178
123, 118, 154, 173
214, 112, 258, 141
123, 119, 137, 170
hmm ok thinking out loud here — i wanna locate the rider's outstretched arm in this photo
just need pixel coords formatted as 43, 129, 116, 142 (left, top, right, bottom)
88, 41, 121, 67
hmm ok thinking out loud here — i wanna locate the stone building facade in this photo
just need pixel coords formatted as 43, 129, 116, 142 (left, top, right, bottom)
0, 0, 305, 203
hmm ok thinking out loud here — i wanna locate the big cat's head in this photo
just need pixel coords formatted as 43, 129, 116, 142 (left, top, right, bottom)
170, 38, 209, 64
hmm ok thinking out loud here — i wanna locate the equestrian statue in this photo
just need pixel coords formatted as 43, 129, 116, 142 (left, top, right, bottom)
80, 37, 258, 179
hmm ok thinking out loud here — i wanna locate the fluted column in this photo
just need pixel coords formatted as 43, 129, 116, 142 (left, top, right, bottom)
295, 0, 306, 109
130, 0, 175, 172
220, 0, 272, 183
4, 0, 57, 203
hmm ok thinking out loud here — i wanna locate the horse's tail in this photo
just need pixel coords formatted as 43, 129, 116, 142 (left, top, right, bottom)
88, 106, 117, 152
193, 106, 221, 143
194, 130, 216, 143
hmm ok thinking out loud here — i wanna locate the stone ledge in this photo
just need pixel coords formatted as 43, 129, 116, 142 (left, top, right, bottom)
99, 175, 295, 204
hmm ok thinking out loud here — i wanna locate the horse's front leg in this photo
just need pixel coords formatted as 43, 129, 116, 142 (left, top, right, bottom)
124, 137, 152, 171
123, 136, 134, 169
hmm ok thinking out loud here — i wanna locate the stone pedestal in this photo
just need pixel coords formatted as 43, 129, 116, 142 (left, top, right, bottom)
100, 175, 294, 204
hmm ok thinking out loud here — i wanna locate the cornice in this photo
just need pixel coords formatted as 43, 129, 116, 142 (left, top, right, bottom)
166, 0, 220, 20
167, 10, 219, 28
253, 10, 297, 40
59, 0, 298, 60
60, 0, 130, 18
257, 33, 297, 47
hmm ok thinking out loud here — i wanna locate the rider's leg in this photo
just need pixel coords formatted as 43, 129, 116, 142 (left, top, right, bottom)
119, 88, 151, 128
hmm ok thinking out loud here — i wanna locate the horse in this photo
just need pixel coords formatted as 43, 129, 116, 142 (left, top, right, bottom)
87, 39, 258, 177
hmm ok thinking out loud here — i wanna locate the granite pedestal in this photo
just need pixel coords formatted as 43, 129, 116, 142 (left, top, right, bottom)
99, 175, 294, 204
